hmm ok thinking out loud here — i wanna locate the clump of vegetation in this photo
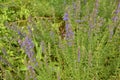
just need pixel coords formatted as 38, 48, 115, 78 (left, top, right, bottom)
0, 0, 120, 80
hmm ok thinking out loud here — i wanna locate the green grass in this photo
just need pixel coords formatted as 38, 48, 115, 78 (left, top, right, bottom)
0, 0, 120, 80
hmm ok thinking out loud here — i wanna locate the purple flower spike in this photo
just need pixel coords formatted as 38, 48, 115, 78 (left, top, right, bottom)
63, 12, 69, 21
63, 8, 74, 46
19, 36, 34, 60
112, 2, 120, 22
65, 22, 74, 46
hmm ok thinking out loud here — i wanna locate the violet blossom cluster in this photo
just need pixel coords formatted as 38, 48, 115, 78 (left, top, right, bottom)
18, 31, 36, 79
110, 1, 120, 38
63, 12, 74, 46
112, 1, 120, 22
18, 36, 34, 61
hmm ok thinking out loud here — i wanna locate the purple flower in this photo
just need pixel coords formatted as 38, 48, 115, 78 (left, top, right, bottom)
63, 12, 69, 21
65, 22, 74, 46
63, 9, 74, 46
112, 2, 120, 22
65, 22, 74, 39
18, 30, 21, 35
20, 36, 34, 60
110, 2, 120, 38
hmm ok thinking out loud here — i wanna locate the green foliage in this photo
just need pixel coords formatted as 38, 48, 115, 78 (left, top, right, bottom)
0, 0, 120, 80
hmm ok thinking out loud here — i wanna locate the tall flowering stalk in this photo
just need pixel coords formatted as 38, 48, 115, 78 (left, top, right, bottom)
21, 36, 34, 60
72, 0, 80, 20
89, 0, 99, 29
88, 0, 99, 44
109, 1, 120, 38
87, 0, 99, 68
63, 10, 74, 47
17, 25, 35, 61
112, 1, 120, 22
18, 26, 36, 80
